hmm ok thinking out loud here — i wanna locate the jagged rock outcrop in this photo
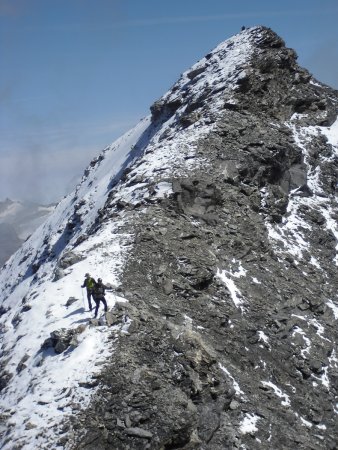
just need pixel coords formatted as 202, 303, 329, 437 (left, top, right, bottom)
62, 27, 338, 450
0, 26, 337, 450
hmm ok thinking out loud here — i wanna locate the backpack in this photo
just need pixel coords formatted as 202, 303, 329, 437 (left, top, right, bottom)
86, 278, 96, 289
95, 284, 105, 296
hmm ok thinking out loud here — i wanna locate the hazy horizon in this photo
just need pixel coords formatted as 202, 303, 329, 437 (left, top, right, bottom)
1, 0, 338, 204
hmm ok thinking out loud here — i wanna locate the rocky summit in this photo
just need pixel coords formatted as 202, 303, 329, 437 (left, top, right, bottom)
0, 26, 338, 450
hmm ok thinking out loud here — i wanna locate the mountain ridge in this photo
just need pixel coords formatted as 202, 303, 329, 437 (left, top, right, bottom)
0, 198, 54, 267
0, 26, 337, 449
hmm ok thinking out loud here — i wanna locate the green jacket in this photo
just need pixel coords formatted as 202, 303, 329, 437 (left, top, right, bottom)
82, 277, 96, 290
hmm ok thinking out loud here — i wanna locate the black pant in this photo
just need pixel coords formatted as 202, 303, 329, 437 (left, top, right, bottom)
94, 297, 108, 318
86, 289, 94, 310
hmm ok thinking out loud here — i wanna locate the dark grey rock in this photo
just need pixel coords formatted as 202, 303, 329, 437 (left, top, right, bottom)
41, 326, 86, 354
11, 313, 22, 328
65, 297, 78, 307
32, 26, 338, 450
0, 306, 8, 317
0, 369, 12, 393
125, 427, 153, 439
16, 354, 30, 374
105, 311, 119, 327
20, 304, 32, 313
53, 267, 65, 281
116, 418, 125, 429
163, 278, 173, 295
89, 318, 100, 327
58, 251, 84, 269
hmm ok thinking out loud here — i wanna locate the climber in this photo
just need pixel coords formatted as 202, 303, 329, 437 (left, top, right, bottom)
92, 278, 108, 318
81, 273, 96, 311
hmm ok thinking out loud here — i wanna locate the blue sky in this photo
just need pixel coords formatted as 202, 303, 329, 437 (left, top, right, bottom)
1, 0, 338, 203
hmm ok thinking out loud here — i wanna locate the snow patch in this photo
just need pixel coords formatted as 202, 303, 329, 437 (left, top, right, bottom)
219, 364, 245, 397
257, 331, 269, 344
327, 300, 338, 319
216, 269, 244, 308
252, 277, 261, 284
321, 117, 338, 151
312, 366, 330, 389
261, 381, 291, 406
240, 413, 260, 434
292, 326, 312, 357
299, 415, 313, 428
216, 260, 248, 309
153, 181, 173, 198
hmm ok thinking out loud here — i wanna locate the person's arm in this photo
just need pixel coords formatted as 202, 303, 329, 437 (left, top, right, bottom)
104, 284, 113, 291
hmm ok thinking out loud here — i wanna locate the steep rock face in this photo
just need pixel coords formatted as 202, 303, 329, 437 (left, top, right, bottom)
68, 28, 338, 449
0, 26, 337, 450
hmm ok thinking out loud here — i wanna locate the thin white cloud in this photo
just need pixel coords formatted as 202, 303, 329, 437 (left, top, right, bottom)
0, 118, 138, 144
117, 13, 259, 27
0, 117, 140, 202
0, 141, 99, 203
3, 8, 338, 33
118, 10, 333, 27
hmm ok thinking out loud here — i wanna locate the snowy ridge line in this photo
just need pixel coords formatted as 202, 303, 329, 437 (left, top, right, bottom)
103, 29, 259, 209
0, 26, 257, 302
0, 117, 151, 302
0, 112, 166, 448
160, 27, 258, 121
0, 29, 259, 449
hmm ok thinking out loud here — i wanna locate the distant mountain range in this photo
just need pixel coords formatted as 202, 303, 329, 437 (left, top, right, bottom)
0, 199, 54, 266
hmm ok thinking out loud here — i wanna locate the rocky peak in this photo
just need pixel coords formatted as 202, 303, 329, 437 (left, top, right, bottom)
150, 26, 258, 125
0, 27, 337, 449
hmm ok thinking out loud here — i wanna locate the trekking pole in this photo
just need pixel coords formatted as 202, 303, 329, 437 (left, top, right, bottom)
112, 289, 118, 308
81, 288, 86, 310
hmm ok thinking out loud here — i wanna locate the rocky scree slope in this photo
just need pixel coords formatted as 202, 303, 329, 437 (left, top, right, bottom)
69, 27, 338, 450
0, 26, 338, 450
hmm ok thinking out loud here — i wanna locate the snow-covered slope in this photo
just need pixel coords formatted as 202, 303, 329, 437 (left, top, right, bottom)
0, 28, 257, 449
0, 26, 338, 450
